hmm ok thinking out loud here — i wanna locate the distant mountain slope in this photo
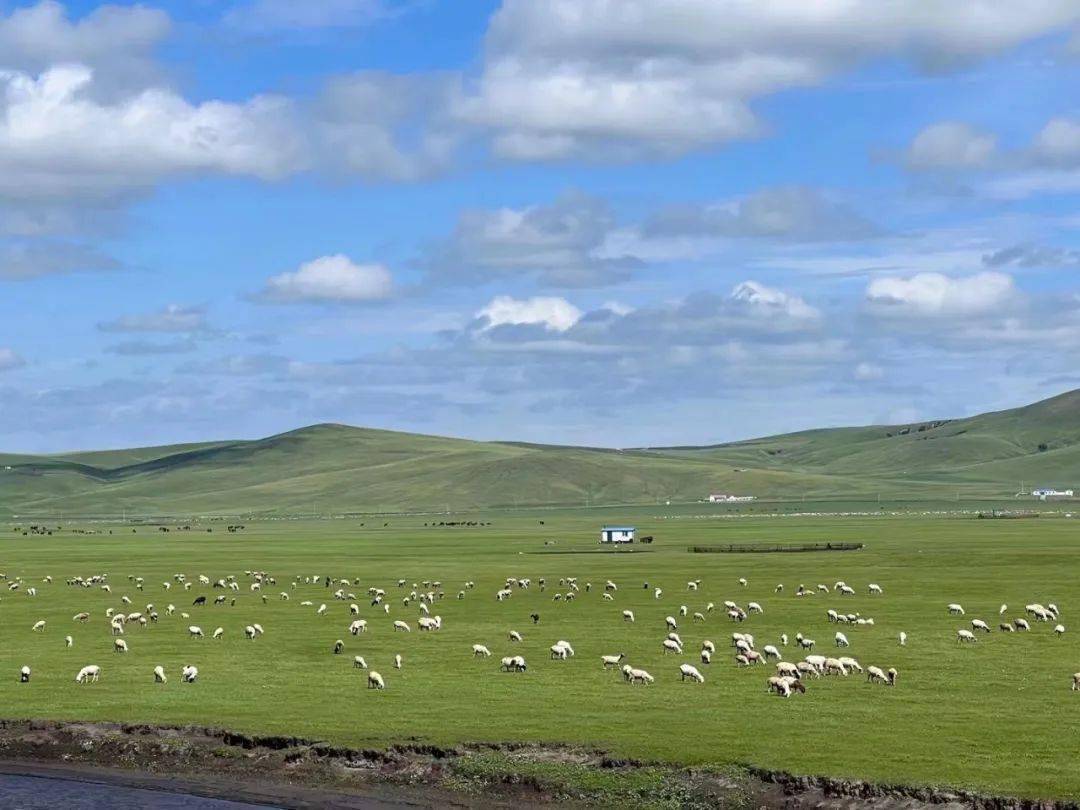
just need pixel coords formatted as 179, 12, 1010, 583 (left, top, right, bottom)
2, 391, 1078, 516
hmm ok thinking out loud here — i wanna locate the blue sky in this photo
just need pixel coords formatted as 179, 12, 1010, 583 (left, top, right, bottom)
0, 0, 1078, 452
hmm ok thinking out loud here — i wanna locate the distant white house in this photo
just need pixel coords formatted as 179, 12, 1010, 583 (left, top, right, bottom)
600, 526, 635, 543
1033, 488, 1074, 500
709, 493, 756, 503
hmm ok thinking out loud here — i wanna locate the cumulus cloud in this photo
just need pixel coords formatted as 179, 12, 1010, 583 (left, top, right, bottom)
865, 272, 1016, 318
904, 122, 998, 170
0, 2, 170, 92
0, 65, 304, 203
456, 0, 1079, 160
98, 304, 211, 334
1031, 117, 1080, 168
255, 255, 394, 304
642, 186, 877, 242
0, 347, 25, 372
730, 280, 820, 321
476, 295, 583, 332
424, 192, 642, 287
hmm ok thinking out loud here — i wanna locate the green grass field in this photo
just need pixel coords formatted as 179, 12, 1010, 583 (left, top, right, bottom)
1, 508, 1078, 799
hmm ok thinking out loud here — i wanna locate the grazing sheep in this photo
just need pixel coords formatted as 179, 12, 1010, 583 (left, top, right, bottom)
114, 638, 128, 653
622, 610, 635, 623
472, 644, 492, 657
763, 644, 782, 660
181, 665, 198, 683
868, 584, 883, 595
957, 629, 977, 643
1015, 618, 1031, 631
353, 656, 367, 669
393, 620, 411, 632
662, 638, 683, 654
679, 664, 705, 683
333, 639, 345, 655
500, 656, 527, 672
622, 664, 654, 685
702, 640, 716, 654
899, 631, 907, 646
824, 658, 848, 676
213, 627, 224, 640
508, 630, 522, 642
971, 619, 991, 633
700, 649, 712, 665
65, 635, 73, 648
834, 632, 849, 648
796, 636, 815, 651
738, 577, 747, 587
1073, 672, 1080, 691
797, 661, 820, 679
188, 626, 203, 639
601, 653, 625, 668
153, 665, 167, 684
748, 602, 763, 614
867, 665, 888, 684
550, 643, 572, 660
776, 661, 799, 678
665, 615, 678, 630
32, 620, 45, 633
1055, 624, 1066, 636
1000, 603, 1008, 615
999, 623, 1015, 632
692, 612, 705, 623
394, 654, 402, 669
75, 665, 100, 684
19, 666, 30, 683
887, 668, 898, 686
72, 612, 90, 623
948, 603, 965, 616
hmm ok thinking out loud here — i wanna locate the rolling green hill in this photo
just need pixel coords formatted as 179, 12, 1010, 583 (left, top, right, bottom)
2, 391, 1079, 517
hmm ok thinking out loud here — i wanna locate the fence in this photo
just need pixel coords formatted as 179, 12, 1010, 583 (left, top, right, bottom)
689, 542, 863, 554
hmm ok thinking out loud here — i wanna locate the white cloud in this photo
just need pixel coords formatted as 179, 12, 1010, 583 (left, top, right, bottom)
257, 255, 394, 303
866, 271, 1016, 317
904, 122, 997, 170
0, 65, 305, 202
730, 280, 820, 321
458, 0, 1079, 160
476, 295, 583, 332
854, 361, 885, 381
1031, 117, 1080, 167
99, 304, 210, 334
0, 347, 24, 371
0, 2, 170, 90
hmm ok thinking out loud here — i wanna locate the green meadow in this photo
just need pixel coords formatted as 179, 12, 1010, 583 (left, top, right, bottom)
1, 507, 1079, 799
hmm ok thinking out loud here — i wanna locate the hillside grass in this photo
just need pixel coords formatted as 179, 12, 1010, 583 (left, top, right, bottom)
0, 510, 1079, 798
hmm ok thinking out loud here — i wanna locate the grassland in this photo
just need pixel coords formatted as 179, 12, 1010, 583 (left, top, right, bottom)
3, 389, 1080, 517
0, 506, 1078, 799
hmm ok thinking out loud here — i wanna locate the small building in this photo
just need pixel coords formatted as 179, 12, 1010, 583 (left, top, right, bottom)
709, 493, 756, 503
600, 526, 635, 543
1033, 488, 1074, 500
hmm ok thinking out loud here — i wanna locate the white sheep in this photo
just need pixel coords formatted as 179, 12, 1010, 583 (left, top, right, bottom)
702, 640, 716, 653
662, 638, 683, 654
665, 615, 678, 630
834, 632, 849, 648
472, 644, 492, 657
622, 610, 635, 623
19, 666, 30, 683
508, 630, 522, 642
700, 649, 712, 665
394, 654, 402, 669
75, 665, 100, 684
153, 665, 167, 683
1054, 624, 1066, 636
748, 602, 763, 614
1073, 672, 1080, 691
601, 653, 625, 668
957, 629, 977, 643
948, 603, 965, 616
114, 638, 128, 653
1015, 618, 1031, 631
868, 583, 883, 594
500, 656, 527, 672
213, 627, 224, 640
188, 625, 203, 639
181, 665, 198, 683
679, 663, 705, 683
393, 620, 411, 632
622, 664, 654, 685
899, 631, 907, 646
776, 661, 799, 678
32, 620, 45, 633
65, 635, 73, 648
763, 644, 782, 660
353, 656, 368, 669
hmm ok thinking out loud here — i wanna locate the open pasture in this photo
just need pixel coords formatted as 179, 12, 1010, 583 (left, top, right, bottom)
0, 510, 1078, 798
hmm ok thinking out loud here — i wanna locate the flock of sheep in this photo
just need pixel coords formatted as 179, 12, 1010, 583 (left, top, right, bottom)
7, 568, 1078, 700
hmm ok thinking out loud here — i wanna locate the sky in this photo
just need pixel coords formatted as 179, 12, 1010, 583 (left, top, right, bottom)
1, 0, 1079, 453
